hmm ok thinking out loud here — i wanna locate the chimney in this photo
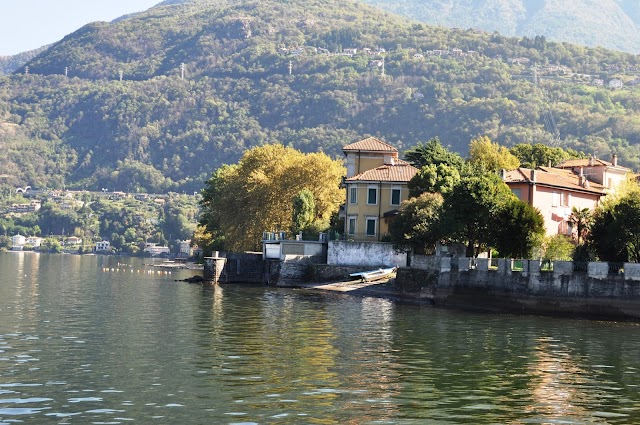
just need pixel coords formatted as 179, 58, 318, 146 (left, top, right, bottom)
530, 169, 536, 182
588, 156, 594, 166
548, 160, 552, 168
612, 154, 618, 167
500, 169, 506, 180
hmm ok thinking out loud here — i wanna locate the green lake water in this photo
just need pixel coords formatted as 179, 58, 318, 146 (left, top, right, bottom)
1, 252, 640, 424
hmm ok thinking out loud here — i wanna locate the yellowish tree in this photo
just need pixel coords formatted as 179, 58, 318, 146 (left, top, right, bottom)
199, 144, 345, 252
468, 135, 520, 171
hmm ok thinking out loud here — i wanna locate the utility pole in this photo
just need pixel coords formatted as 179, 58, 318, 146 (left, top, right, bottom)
24, 66, 29, 75
289, 60, 293, 76
64, 67, 68, 77
381, 58, 385, 76
119, 70, 124, 82
180, 63, 185, 80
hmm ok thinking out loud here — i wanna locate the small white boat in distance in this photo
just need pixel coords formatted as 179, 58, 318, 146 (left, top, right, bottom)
349, 267, 397, 282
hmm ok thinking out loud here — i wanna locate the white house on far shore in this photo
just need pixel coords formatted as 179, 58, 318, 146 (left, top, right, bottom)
144, 243, 170, 256
26, 237, 42, 248
11, 234, 26, 251
95, 241, 112, 252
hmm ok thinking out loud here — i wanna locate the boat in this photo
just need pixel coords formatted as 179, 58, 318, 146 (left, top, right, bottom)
349, 267, 397, 282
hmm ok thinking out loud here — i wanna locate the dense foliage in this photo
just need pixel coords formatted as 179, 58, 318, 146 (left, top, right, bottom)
198, 144, 345, 252
590, 192, 640, 262
394, 137, 547, 257
2, 0, 640, 193
0, 191, 199, 254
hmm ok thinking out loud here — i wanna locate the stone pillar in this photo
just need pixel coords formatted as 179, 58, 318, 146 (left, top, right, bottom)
497, 259, 510, 274
440, 256, 451, 273
204, 256, 227, 284
475, 258, 490, 272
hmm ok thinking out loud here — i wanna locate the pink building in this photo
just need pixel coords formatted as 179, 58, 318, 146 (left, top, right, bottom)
503, 166, 607, 236
556, 155, 631, 194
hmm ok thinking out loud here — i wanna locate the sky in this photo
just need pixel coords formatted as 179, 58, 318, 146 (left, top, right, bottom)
0, 0, 161, 56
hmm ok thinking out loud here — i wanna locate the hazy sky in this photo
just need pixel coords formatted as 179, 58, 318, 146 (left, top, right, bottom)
0, 0, 161, 56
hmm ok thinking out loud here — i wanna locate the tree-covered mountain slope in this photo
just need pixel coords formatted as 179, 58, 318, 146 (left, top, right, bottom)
0, 46, 50, 75
2, 0, 640, 193
362, 0, 640, 54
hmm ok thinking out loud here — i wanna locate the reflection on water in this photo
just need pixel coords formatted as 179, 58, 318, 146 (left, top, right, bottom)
1, 253, 640, 424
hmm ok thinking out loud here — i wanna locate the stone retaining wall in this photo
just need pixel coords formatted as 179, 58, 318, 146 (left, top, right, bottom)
396, 256, 640, 320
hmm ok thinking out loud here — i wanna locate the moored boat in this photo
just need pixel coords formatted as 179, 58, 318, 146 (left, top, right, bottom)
349, 267, 397, 282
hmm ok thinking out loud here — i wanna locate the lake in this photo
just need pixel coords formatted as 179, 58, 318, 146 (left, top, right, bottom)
1, 252, 640, 424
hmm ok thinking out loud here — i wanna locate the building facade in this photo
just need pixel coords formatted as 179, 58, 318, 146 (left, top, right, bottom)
95, 241, 112, 252
503, 166, 607, 236
556, 155, 631, 194
342, 138, 418, 240
11, 234, 26, 251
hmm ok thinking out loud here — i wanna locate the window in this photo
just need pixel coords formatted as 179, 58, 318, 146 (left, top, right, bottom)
391, 186, 401, 206
367, 186, 378, 205
366, 217, 377, 237
349, 186, 357, 204
347, 216, 357, 235
562, 192, 570, 207
511, 188, 522, 199
552, 191, 560, 207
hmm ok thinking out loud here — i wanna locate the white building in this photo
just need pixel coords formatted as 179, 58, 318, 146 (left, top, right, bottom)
609, 79, 624, 89
26, 237, 42, 248
95, 241, 112, 252
65, 237, 83, 246
144, 244, 170, 256
11, 234, 26, 251
178, 240, 193, 258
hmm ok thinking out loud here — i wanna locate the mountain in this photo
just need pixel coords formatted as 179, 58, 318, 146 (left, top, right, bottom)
362, 0, 640, 54
0, 46, 50, 75
2, 0, 640, 193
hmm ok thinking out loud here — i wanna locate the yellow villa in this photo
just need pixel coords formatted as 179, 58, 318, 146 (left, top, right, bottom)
342, 137, 418, 240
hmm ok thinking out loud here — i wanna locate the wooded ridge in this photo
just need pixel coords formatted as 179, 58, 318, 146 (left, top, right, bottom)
2, 0, 640, 193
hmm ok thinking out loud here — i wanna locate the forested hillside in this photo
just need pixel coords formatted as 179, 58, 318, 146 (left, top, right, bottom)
2, 0, 640, 193
0, 46, 50, 75
363, 0, 640, 54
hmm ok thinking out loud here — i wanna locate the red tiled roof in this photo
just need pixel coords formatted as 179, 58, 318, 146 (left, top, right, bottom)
343, 137, 398, 153
346, 162, 418, 183
557, 158, 631, 171
503, 167, 606, 195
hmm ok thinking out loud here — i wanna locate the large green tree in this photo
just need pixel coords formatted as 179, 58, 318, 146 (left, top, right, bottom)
590, 192, 640, 262
509, 143, 574, 169
493, 199, 545, 258
408, 163, 460, 197
468, 136, 520, 172
440, 173, 516, 257
404, 138, 464, 170
389, 192, 443, 254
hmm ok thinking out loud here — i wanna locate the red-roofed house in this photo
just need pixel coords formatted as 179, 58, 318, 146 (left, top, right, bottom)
342, 138, 418, 240
503, 166, 607, 236
556, 154, 631, 194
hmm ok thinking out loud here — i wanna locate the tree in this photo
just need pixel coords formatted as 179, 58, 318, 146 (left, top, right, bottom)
541, 235, 575, 261
408, 163, 460, 197
568, 207, 592, 245
389, 192, 443, 254
468, 136, 520, 172
291, 189, 316, 235
404, 138, 464, 170
590, 192, 640, 262
509, 143, 572, 169
493, 199, 545, 258
440, 173, 516, 257
199, 144, 345, 252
